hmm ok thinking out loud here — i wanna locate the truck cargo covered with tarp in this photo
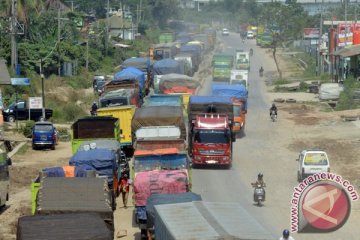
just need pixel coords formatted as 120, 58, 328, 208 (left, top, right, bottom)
132, 106, 186, 140
17, 213, 113, 240
159, 73, 199, 94
152, 59, 184, 76
134, 152, 189, 173
133, 170, 189, 207
146, 193, 202, 229
35, 178, 113, 224
212, 83, 248, 110
319, 83, 344, 100
154, 201, 275, 240
69, 149, 118, 188
113, 67, 145, 93
121, 58, 150, 72
188, 96, 234, 121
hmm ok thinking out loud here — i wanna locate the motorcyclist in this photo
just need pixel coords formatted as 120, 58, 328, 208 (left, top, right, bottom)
252, 173, 266, 188
250, 48, 253, 56
279, 229, 295, 240
91, 101, 98, 116
259, 66, 264, 76
270, 103, 278, 118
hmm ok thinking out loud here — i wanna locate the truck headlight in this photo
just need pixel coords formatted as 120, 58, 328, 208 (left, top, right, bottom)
3, 109, 9, 113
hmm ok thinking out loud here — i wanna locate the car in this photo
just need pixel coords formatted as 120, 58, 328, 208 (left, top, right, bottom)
32, 122, 57, 150
222, 28, 230, 36
0, 148, 12, 208
296, 149, 330, 182
247, 31, 254, 39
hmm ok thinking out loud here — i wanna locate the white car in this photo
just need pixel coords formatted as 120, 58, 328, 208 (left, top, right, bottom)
222, 28, 230, 36
246, 31, 254, 39
296, 149, 330, 182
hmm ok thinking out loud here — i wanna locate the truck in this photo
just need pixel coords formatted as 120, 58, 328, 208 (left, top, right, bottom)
152, 59, 185, 94
257, 32, 273, 47
159, 73, 199, 95
99, 88, 140, 108
109, 67, 146, 101
143, 95, 182, 108
179, 45, 201, 71
71, 116, 120, 154
230, 69, 249, 89
17, 213, 113, 240
158, 31, 175, 43
235, 50, 250, 70
154, 201, 275, 239
2, 100, 53, 122
34, 177, 114, 228
212, 54, 233, 82
188, 96, 235, 167
150, 42, 178, 61
212, 84, 248, 136
174, 53, 195, 76
121, 58, 152, 94
96, 106, 136, 151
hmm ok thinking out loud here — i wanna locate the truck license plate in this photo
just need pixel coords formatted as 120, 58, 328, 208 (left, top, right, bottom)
41, 135, 47, 140
206, 160, 217, 164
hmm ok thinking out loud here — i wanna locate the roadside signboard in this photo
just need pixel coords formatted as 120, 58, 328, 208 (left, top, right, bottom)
303, 28, 320, 39
337, 32, 353, 47
29, 97, 43, 109
11, 78, 30, 86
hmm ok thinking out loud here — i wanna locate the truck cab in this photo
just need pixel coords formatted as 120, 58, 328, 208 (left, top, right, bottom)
190, 114, 232, 167
3, 100, 53, 122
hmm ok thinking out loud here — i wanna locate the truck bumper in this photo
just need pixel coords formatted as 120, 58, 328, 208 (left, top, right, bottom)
192, 155, 231, 165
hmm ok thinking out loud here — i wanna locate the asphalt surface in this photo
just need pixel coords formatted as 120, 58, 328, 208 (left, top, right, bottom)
193, 32, 360, 239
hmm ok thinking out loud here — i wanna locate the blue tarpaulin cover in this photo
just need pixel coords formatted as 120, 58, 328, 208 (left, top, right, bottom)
180, 45, 201, 55
153, 59, 183, 75
212, 83, 248, 98
113, 67, 145, 90
69, 149, 117, 185
146, 193, 202, 228
189, 95, 232, 104
145, 95, 182, 107
121, 58, 150, 72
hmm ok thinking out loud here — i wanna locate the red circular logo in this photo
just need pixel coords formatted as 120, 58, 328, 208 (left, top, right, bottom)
301, 183, 350, 231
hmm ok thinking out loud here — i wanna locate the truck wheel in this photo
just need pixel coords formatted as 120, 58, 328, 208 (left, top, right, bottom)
32, 144, 37, 150
297, 171, 302, 182
7, 115, 15, 122
111, 192, 116, 211
51, 144, 55, 150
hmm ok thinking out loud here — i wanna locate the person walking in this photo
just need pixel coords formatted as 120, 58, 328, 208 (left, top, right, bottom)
119, 174, 132, 208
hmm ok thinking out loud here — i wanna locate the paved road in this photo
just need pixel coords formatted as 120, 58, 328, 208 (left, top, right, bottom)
193, 32, 360, 239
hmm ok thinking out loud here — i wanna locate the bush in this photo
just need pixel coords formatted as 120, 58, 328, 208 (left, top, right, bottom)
20, 120, 35, 138
298, 81, 308, 92
335, 77, 360, 111
62, 104, 87, 122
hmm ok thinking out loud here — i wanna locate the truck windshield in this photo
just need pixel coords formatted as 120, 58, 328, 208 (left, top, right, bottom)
233, 105, 241, 116
100, 98, 128, 107
194, 129, 230, 144
34, 124, 53, 132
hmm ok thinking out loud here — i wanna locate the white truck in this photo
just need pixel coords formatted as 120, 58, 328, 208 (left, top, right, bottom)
230, 69, 249, 89
235, 50, 250, 70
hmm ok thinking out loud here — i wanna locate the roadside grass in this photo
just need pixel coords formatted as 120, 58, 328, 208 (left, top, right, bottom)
335, 77, 360, 111
16, 143, 29, 155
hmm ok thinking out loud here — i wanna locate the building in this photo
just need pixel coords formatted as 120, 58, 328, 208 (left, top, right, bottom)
109, 15, 136, 40
179, 0, 220, 11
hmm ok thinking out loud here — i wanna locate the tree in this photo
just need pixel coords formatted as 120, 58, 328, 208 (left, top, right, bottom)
151, 0, 179, 29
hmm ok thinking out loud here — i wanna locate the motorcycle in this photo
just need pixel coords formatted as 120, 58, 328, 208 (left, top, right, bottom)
253, 183, 266, 206
270, 110, 276, 122
90, 110, 97, 116
259, 68, 264, 77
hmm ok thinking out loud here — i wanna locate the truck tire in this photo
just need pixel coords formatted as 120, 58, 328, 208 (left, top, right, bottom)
32, 144, 37, 150
7, 115, 15, 123
51, 144, 55, 150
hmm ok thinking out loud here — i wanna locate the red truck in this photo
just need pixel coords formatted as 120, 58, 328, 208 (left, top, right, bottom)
189, 114, 233, 168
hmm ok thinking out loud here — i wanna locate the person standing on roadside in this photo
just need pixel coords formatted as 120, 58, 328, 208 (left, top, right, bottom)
119, 174, 132, 208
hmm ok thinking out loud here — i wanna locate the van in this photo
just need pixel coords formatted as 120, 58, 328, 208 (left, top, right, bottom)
247, 31, 254, 39
32, 122, 57, 150
297, 149, 330, 181
0, 149, 12, 207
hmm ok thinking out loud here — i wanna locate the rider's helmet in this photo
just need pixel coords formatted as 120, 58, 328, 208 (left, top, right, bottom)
272, 103, 276, 108
282, 229, 290, 238
258, 173, 263, 180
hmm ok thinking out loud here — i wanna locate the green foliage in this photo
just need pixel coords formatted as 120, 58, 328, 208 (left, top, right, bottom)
335, 77, 360, 111
152, 0, 180, 29
20, 120, 35, 138
298, 81, 308, 92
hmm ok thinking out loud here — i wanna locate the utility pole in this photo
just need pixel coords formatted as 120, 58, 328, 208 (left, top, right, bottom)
10, 0, 24, 72
55, 8, 69, 76
319, 0, 324, 75
86, 38, 89, 70
105, 0, 109, 56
